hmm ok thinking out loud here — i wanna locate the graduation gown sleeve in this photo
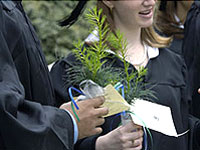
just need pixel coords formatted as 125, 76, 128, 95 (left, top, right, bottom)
0, 2, 74, 150
51, 54, 101, 150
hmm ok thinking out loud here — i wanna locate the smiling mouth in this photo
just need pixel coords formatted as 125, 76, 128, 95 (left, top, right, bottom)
139, 9, 152, 15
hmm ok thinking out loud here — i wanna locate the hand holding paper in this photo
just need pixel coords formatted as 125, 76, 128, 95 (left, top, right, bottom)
102, 84, 183, 137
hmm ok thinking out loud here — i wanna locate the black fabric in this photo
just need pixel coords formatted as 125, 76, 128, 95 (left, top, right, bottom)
168, 37, 183, 56
188, 115, 200, 150
161, 2, 200, 149
183, 1, 200, 119
0, 1, 74, 150
50, 54, 80, 107
50, 48, 191, 150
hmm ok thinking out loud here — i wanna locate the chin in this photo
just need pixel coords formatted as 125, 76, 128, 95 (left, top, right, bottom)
141, 23, 153, 28
140, 20, 153, 28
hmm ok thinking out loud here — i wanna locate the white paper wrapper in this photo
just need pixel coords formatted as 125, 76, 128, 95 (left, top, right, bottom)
78, 80, 104, 100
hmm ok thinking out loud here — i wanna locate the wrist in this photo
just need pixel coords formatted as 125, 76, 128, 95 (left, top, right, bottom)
60, 103, 79, 123
61, 108, 79, 144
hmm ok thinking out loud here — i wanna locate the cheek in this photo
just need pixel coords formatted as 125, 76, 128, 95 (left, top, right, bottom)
115, 7, 137, 21
117, 1, 140, 12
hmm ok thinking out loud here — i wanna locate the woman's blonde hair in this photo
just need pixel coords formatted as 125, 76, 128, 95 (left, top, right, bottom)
97, 1, 172, 49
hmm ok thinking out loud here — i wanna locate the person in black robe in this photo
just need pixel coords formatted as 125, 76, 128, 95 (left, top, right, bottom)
155, 1, 200, 118
183, 3, 200, 149
155, 2, 200, 149
51, 1, 200, 150
182, 1, 200, 120
0, 1, 108, 150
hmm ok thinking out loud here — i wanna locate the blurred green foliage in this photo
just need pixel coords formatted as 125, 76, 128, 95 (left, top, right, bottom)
23, 1, 96, 64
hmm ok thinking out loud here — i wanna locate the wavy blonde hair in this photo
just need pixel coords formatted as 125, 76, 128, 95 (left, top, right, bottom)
97, 1, 172, 48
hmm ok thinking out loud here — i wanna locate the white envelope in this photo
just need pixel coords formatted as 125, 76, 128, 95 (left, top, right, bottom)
130, 99, 189, 137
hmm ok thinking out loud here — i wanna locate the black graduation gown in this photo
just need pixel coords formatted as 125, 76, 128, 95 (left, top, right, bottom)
50, 47, 190, 150
183, 1, 200, 120
165, 3, 200, 149
0, 1, 74, 150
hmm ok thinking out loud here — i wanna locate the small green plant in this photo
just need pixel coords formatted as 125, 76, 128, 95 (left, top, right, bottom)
107, 30, 156, 104
65, 6, 155, 104
65, 7, 120, 88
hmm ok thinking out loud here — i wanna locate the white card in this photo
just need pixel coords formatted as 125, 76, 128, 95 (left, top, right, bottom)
130, 99, 179, 137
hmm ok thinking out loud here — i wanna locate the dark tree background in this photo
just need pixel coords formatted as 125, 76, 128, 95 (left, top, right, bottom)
23, 1, 95, 64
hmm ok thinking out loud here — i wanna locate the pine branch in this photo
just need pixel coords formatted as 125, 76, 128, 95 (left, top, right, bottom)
66, 6, 156, 105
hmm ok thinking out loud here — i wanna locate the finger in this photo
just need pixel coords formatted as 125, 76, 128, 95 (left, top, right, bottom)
133, 144, 143, 150
126, 144, 143, 150
122, 141, 133, 149
122, 122, 138, 132
90, 127, 103, 136
91, 96, 105, 107
125, 130, 144, 141
95, 117, 105, 126
134, 124, 142, 129
132, 138, 143, 148
94, 107, 109, 117
131, 125, 142, 132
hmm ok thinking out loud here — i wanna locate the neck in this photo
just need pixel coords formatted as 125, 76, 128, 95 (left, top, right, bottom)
115, 21, 143, 53
115, 22, 148, 69
113, 14, 149, 69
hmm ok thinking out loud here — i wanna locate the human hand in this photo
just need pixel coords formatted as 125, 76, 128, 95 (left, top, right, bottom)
95, 121, 143, 150
60, 96, 108, 139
